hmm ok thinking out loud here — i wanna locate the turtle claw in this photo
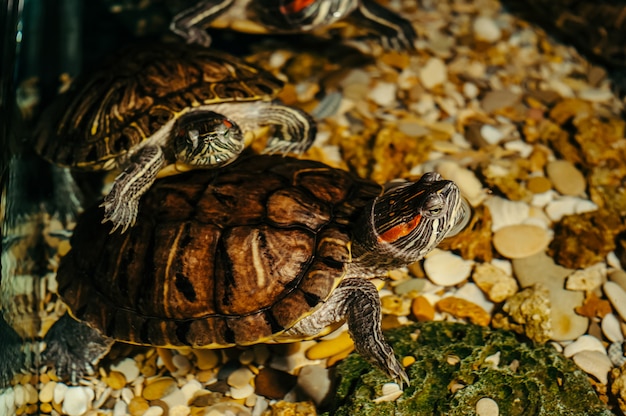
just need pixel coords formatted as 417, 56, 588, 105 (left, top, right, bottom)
43, 315, 114, 384
100, 195, 139, 234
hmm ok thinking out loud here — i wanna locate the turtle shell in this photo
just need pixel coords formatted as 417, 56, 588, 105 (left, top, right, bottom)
33, 42, 283, 170
56, 154, 382, 348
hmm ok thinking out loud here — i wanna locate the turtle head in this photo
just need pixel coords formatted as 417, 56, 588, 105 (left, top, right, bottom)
254, 0, 357, 31
173, 111, 245, 168
352, 172, 466, 269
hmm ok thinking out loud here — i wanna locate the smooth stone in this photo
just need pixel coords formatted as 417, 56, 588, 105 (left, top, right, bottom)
62, 386, 93, 416
297, 365, 332, 407
484, 196, 529, 231
143, 378, 177, 401
572, 350, 612, 384
463, 82, 479, 99
193, 349, 220, 370
544, 197, 579, 222
53, 382, 68, 404
39, 381, 56, 403
546, 160, 586, 196
368, 81, 397, 107
565, 263, 606, 292
473, 16, 501, 42
609, 270, 626, 291
172, 354, 192, 375
608, 342, 626, 367
492, 224, 550, 259
480, 124, 504, 145
180, 380, 203, 401
563, 335, 606, 357
476, 397, 499, 416
113, 400, 128, 416
13, 385, 24, 407
454, 282, 494, 314
480, 89, 520, 113
161, 387, 186, 408
394, 278, 427, 295
513, 253, 587, 341
423, 249, 473, 286
270, 340, 321, 374
306, 331, 353, 360
144, 407, 165, 416
230, 384, 255, 400
578, 88, 614, 102
419, 58, 447, 89
111, 357, 140, 383
255, 367, 297, 400
526, 176, 552, 194
604, 281, 626, 322
601, 313, 624, 343
227, 367, 255, 389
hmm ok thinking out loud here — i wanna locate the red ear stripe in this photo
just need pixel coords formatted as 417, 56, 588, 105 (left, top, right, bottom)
377, 214, 422, 243
280, 0, 316, 14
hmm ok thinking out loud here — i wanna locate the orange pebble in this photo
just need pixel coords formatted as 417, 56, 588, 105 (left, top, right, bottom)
436, 297, 491, 326
411, 296, 435, 322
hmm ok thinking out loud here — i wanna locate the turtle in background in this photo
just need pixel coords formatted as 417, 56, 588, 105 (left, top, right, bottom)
169, 0, 418, 50
42, 153, 468, 385
34, 41, 316, 233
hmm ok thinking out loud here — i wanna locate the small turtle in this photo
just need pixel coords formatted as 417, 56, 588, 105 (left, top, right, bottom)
43, 153, 468, 385
170, 0, 418, 50
34, 42, 316, 233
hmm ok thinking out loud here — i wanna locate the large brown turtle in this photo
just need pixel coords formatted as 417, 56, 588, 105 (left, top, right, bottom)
42, 153, 467, 385
34, 42, 316, 233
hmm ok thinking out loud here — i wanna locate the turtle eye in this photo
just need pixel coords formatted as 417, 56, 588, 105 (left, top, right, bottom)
187, 129, 199, 148
428, 207, 442, 216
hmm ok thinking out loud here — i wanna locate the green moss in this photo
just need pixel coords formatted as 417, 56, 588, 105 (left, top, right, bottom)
324, 322, 613, 416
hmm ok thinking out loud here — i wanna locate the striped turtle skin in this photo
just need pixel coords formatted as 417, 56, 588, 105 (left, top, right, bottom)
171, 0, 418, 50
33, 41, 315, 233
45, 153, 465, 385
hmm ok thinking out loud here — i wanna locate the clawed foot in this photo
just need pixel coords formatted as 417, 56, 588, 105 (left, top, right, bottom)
42, 315, 114, 384
100, 191, 140, 234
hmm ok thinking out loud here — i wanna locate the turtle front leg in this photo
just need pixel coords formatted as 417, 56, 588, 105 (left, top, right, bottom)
258, 104, 317, 155
285, 278, 409, 386
102, 145, 165, 233
42, 314, 114, 384
352, 0, 417, 50
170, 0, 235, 47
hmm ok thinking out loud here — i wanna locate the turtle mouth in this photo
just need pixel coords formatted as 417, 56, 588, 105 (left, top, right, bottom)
446, 197, 472, 237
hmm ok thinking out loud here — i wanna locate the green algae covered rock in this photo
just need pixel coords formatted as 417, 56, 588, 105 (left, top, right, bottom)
324, 322, 612, 415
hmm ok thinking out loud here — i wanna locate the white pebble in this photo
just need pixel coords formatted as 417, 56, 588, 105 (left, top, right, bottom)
53, 382, 68, 404
161, 387, 186, 408
13, 385, 24, 407
368, 81, 397, 107
111, 358, 140, 383
545, 197, 579, 222
602, 313, 624, 343
113, 400, 128, 416
62, 386, 93, 416
566, 263, 606, 292
419, 58, 447, 89
227, 367, 255, 389
572, 350, 612, 384
484, 196, 529, 231
424, 249, 473, 286
230, 383, 255, 400
463, 82, 479, 99
297, 365, 332, 406
454, 282, 494, 313
180, 379, 203, 401
578, 88, 614, 102
604, 281, 626, 322
563, 335, 607, 357
169, 405, 192, 416
476, 397, 499, 416
473, 16, 501, 42
144, 406, 165, 416
480, 124, 504, 145
172, 353, 192, 375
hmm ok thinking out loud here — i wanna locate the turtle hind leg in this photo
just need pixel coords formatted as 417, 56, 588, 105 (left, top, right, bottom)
352, 0, 417, 50
101, 145, 165, 234
258, 104, 317, 155
0, 315, 26, 388
42, 314, 114, 384
285, 278, 409, 386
